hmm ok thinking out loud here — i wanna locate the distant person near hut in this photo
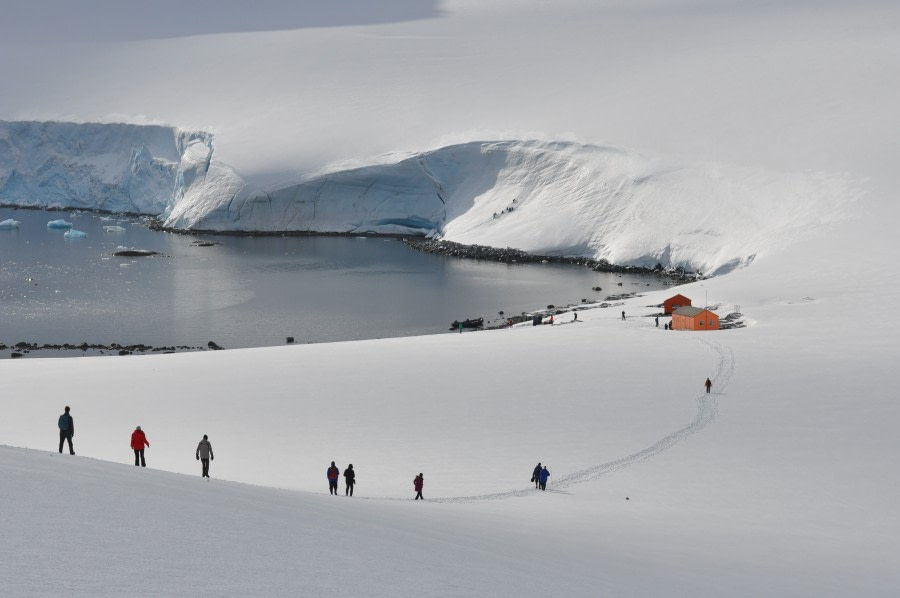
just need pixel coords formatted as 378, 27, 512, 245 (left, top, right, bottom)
196, 435, 214, 478
344, 464, 356, 496
327, 461, 340, 495
655, 316, 659, 327
414, 473, 424, 500
58, 406, 75, 455
131, 426, 149, 467
705, 378, 712, 394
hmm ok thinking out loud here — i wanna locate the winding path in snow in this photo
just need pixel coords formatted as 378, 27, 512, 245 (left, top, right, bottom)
434, 338, 735, 503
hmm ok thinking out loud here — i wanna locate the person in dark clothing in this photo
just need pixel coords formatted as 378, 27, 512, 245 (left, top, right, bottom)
196, 435, 214, 478
58, 406, 75, 455
414, 473, 424, 500
344, 464, 356, 496
655, 316, 659, 327
532, 462, 542, 488
621, 311, 626, 321
664, 322, 668, 330
539, 466, 550, 491
327, 461, 340, 495
131, 426, 149, 467
705, 377, 713, 394
573, 312, 578, 321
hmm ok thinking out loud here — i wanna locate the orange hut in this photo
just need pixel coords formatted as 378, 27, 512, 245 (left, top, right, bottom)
671, 306, 719, 331
663, 294, 692, 315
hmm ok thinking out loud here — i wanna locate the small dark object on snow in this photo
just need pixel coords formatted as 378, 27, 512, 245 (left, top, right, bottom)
118, 350, 131, 356
626, 497, 629, 500
11, 352, 23, 358
207, 341, 223, 350
286, 337, 294, 344
112, 249, 159, 257
450, 317, 484, 330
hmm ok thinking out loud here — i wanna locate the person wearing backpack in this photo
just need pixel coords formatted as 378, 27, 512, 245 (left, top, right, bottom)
57, 406, 75, 455
131, 426, 150, 467
196, 435, 214, 478
343, 464, 356, 496
327, 461, 340, 495
532, 462, 542, 488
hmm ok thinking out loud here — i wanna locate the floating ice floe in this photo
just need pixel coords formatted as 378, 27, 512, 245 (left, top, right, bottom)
104, 225, 126, 232
0, 218, 21, 229
47, 219, 73, 229
64, 229, 88, 238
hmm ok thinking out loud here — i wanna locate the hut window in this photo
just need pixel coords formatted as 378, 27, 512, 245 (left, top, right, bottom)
699, 320, 704, 326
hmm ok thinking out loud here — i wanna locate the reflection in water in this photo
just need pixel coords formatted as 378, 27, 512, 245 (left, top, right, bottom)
1, 208, 672, 354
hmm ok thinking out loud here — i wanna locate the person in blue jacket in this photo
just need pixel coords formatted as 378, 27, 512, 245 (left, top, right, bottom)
539, 466, 550, 491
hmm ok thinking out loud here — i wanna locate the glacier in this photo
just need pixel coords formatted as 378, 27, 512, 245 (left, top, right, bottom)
1, 121, 857, 275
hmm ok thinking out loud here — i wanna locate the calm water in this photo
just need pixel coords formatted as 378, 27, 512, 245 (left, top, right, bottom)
1, 208, 670, 356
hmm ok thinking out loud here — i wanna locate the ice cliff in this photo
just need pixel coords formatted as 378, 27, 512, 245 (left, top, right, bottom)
1, 122, 857, 275
0, 121, 211, 214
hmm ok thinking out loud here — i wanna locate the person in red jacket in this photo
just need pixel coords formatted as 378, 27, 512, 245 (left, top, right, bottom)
414, 473, 424, 500
131, 426, 149, 467
327, 461, 340, 495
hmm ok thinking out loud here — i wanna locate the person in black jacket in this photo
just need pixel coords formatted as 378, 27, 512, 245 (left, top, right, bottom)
344, 464, 356, 496
58, 406, 74, 455
532, 462, 542, 488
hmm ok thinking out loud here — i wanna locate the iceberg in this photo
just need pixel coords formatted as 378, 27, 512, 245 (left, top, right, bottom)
63, 229, 87, 238
47, 219, 73, 229
0, 218, 20, 229
104, 225, 126, 232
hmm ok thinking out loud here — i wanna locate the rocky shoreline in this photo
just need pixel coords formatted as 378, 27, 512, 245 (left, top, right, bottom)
402, 238, 701, 281
1, 341, 223, 359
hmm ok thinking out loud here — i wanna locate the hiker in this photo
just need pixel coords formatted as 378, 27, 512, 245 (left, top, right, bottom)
414, 473, 424, 500
573, 312, 578, 321
549, 315, 554, 325
621, 311, 626, 321
705, 377, 712, 394
655, 316, 659, 327
532, 462, 542, 488
539, 466, 550, 491
344, 464, 356, 496
327, 461, 340, 495
664, 322, 669, 330
131, 426, 149, 467
458, 322, 463, 333
58, 406, 75, 455
196, 435, 214, 478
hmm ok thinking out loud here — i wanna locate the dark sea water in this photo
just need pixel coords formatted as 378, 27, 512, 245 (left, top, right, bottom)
1, 208, 671, 357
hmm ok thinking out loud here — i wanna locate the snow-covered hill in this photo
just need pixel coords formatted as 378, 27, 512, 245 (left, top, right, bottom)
0, 126, 859, 275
